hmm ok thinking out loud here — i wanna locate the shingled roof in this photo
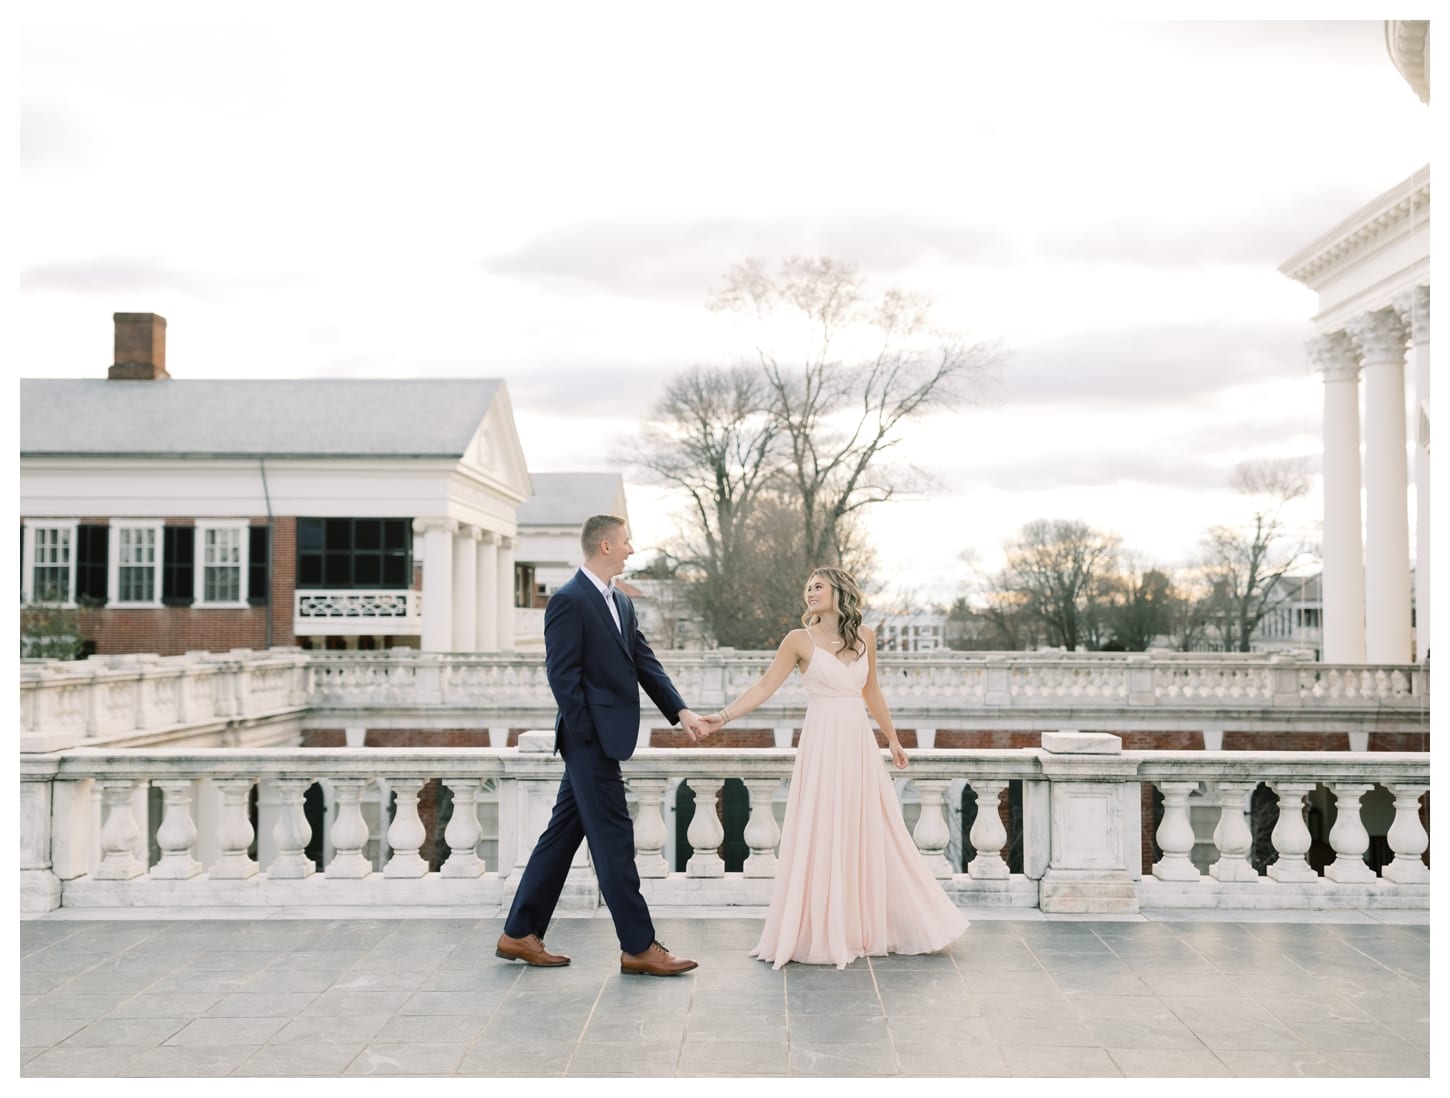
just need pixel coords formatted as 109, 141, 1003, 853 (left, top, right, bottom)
19, 379, 504, 458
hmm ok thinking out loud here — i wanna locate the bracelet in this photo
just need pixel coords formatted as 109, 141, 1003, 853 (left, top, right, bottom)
719, 705, 733, 725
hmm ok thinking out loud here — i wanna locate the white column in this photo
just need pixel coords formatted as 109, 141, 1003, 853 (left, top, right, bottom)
1309, 331, 1366, 663
476, 532, 499, 652
1396, 285, 1430, 662
452, 526, 479, 653
413, 518, 457, 653
496, 535, 516, 651
1348, 308, 1412, 664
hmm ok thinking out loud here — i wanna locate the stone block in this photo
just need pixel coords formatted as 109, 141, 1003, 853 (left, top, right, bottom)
1041, 731, 1122, 755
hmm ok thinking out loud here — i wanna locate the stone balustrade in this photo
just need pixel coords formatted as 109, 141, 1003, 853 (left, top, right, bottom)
20, 736, 1429, 915
22, 648, 1425, 754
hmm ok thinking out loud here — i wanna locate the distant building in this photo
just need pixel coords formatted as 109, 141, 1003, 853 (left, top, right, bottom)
514, 472, 630, 606
626, 577, 711, 650
872, 610, 948, 652
20, 312, 534, 656
1280, 20, 1429, 664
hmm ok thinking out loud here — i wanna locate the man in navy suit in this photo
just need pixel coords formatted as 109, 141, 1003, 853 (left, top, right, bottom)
496, 515, 707, 976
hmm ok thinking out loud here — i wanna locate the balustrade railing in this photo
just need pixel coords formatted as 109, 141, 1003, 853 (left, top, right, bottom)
20, 739, 1428, 915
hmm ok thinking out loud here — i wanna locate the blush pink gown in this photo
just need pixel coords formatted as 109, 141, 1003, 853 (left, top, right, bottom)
750, 641, 970, 969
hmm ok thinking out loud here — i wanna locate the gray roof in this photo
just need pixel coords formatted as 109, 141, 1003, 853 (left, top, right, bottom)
19, 379, 503, 458
518, 472, 627, 525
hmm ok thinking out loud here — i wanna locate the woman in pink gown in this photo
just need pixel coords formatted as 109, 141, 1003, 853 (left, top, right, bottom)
702, 567, 968, 969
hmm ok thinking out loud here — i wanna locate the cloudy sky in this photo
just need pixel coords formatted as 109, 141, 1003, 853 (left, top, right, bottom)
16, 3, 1432, 601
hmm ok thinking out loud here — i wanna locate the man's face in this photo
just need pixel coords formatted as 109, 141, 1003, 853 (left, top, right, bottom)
599, 524, 634, 577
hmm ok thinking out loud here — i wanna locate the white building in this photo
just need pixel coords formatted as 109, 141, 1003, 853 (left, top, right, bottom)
872, 610, 948, 652
514, 472, 630, 603
1279, 20, 1430, 665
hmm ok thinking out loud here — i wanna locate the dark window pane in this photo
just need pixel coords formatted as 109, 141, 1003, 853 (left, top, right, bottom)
382, 557, 407, 587
297, 518, 324, 552
325, 519, 351, 546
354, 555, 381, 585
384, 520, 408, 550
324, 554, 351, 586
76, 525, 109, 603
299, 556, 323, 586
355, 520, 381, 550
162, 527, 194, 605
248, 526, 269, 605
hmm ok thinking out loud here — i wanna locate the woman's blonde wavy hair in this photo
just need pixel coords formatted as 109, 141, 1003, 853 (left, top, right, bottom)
800, 567, 866, 659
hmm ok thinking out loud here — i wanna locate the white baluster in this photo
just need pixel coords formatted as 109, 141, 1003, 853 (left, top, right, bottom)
911, 779, 953, 878
1208, 781, 1260, 882
209, 777, 258, 879
267, 778, 316, 879
1382, 783, 1430, 884
741, 779, 782, 877
326, 778, 373, 879
1324, 782, 1376, 883
1266, 781, 1318, 882
384, 778, 429, 877
967, 779, 1009, 880
1153, 781, 1202, 881
440, 778, 486, 878
95, 779, 146, 880
685, 779, 725, 878
151, 779, 202, 879
629, 778, 670, 878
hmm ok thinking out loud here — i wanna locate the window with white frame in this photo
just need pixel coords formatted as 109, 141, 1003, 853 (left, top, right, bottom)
25, 522, 76, 604
197, 521, 248, 605
110, 521, 164, 605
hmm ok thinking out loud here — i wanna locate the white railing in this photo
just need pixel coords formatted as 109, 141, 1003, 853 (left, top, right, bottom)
19, 735, 1429, 915
20, 648, 1429, 754
293, 589, 422, 635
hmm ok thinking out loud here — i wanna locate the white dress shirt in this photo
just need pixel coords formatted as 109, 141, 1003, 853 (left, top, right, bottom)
580, 567, 623, 633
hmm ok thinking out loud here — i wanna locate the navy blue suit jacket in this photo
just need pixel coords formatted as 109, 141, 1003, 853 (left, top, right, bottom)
544, 570, 686, 761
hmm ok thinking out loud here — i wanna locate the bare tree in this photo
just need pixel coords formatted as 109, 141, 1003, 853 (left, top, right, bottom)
1002, 519, 1122, 651
1103, 562, 1178, 652
623, 365, 780, 644
712, 255, 999, 567
1200, 459, 1314, 652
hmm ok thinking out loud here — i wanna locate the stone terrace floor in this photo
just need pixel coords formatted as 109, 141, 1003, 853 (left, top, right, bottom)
17, 906, 1431, 1080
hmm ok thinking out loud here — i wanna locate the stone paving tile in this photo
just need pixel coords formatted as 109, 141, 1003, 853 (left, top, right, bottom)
685, 1012, 788, 1044
120, 1043, 262, 1077
55, 1016, 190, 1048
1214, 1048, 1351, 1076
787, 1011, 890, 1044
165, 1016, 289, 1047
1001, 1044, 1122, 1076
580, 1012, 687, 1043
477, 1006, 592, 1044
104, 992, 226, 1019
22, 1044, 147, 1077
677, 1040, 790, 1076
1082, 1013, 1204, 1050
1107, 1047, 1232, 1077
267, 1011, 395, 1045
567, 1040, 684, 1075
207, 991, 321, 1018
232, 1043, 367, 1077
894, 1040, 1011, 1076
456, 1039, 573, 1076
984, 1015, 1100, 1048
789, 1040, 899, 1076
20, 1019, 89, 1047
889, 1014, 995, 1045
344, 1043, 471, 1075
24, 993, 134, 1020
372, 1013, 490, 1044
785, 988, 885, 1015
298, 988, 414, 1015
1284, 1019, 1417, 1051
1329, 1049, 1430, 1076
1162, 998, 1308, 1051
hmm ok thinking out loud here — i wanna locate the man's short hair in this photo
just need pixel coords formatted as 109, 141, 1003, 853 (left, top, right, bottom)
580, 514, 626, 557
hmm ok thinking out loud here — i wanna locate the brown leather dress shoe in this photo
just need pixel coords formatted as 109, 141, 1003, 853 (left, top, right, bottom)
495, 932, 570, 967
620, 941, 699, 977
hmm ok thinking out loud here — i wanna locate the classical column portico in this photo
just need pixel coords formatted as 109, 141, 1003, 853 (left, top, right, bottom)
1396, 285, 1430, 661
452, 525, 480, 653
1310, 331, 1366, 663
1348, 307, 1413, 664
414, 518, 457, 652
497, 536, 516, 651
476, 532, 499, 652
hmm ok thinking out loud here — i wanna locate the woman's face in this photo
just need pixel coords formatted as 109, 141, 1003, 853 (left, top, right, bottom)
803, 574, 834, 615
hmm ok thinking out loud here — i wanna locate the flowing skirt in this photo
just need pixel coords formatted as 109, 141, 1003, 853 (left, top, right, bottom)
750, 695, 969, 969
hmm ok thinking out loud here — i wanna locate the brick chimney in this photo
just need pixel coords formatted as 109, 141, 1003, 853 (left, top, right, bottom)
108, 312, 169, 380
